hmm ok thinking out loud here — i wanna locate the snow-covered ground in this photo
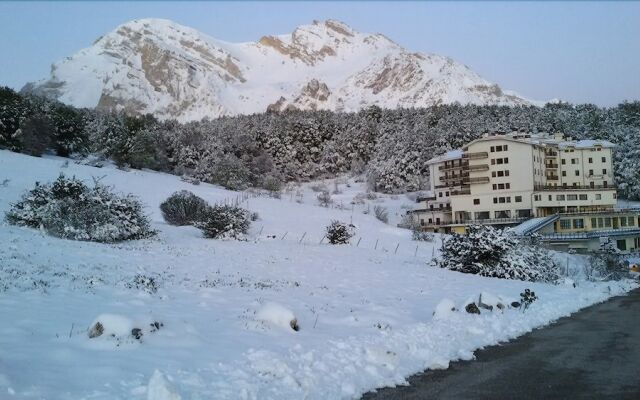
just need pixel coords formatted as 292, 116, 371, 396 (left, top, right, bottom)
0, 150, 636, 400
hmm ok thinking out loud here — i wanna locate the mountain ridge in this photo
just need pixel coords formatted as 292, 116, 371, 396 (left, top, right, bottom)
24, 18, 539, 121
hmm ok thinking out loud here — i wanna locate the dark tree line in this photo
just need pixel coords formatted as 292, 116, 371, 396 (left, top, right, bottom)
2, 86, 639, 198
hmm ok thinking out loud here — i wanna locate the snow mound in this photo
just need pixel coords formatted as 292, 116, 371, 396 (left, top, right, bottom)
433, 298, 457, 320
257, 302, 299, 331
147, 370, 181, 400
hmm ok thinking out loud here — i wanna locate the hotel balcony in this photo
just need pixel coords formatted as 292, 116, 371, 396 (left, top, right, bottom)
466, 164, 490, 172
464, 176, 490, 184
534, 184, 617, 191
450, 188, 471, 196
438, 162, 468, 171
462, 151, 488, 160
546, 163, 559, 169
545, 151, 558, 158
546, 175, 559, 181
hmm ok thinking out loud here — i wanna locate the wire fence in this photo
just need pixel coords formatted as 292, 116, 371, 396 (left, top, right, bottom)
206, 188, 442, 259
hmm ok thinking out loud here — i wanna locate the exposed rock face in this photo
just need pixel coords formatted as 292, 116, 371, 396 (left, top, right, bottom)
24, 18, 536, 121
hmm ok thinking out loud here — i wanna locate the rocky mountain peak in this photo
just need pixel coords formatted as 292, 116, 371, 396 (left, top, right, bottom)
23, 18, 537, 121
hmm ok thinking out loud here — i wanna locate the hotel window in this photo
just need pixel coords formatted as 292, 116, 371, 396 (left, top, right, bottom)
446, 192, 449, 196
493, 184, 497, 190
506, 197, 511, 203
504, 145, 508, 151
602, 169, 607, 174
605, 218, 612, 227
491, 159, 496, 165
567, 194, 578, 201
493, 197, 498, 204
497, 158, 503, 165
571, 158, 577, 164
588, 157, 593, 163
575, 170, 580, 176
504, 158, 509, 164
562, 159, 566, 165
591, 218, 597, 227
560, 219, 571, 229
505, 170, 510, 176
621, 217, 628, 227
629, 217, 635, 226
562, 171, 567, 176
515, 196, 522, 203
506, 183, 511, 189
497, 183, 505, 190
579, 194, 588, 200
573, 219, 584, 229
473, 199, 480, 205
557, 194, 565, 201
496, 145, 502, 151
492, 171, 496, 177
499, 197, 506, 204
548, 195, 552, 201
602, 157, 606, 162
597, 218, 604, 228
439, 192, 443, 197
589, 169, 593, 176
490, 146, 495, 152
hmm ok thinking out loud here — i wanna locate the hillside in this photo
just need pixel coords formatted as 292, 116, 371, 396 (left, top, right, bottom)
0, 149, 635, 399
24, 18, 536, 121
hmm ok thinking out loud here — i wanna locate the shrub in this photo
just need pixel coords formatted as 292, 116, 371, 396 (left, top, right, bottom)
587, 239, 629, 281
317, 190, 332, 207
437, 225, 559, 282
412, 229, 434, 242
5, 174, 154, 242
325, 220, 355, 244
373, 205, 388, 223
196, 205, 250, 239
160, 190, 209, 226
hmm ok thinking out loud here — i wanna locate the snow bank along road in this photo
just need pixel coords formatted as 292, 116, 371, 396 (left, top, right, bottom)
363, 288, 640, 400
0, 150, 637, 399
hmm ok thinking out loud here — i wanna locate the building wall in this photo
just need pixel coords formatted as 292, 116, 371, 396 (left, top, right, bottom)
556, 146, 613, 188
451, 138, 536, 221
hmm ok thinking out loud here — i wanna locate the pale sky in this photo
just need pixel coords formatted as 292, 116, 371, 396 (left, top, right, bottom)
0, 1, 638, 106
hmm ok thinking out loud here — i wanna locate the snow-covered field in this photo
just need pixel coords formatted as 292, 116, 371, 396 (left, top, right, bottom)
0, 150, 636, 400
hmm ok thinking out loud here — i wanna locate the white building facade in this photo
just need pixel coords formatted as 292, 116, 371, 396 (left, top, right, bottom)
412, 133, 617, 234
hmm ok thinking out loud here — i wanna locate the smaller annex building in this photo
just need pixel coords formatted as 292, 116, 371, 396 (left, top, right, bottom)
511, 209, 640, 253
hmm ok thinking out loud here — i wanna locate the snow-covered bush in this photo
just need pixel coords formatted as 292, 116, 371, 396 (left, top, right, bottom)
317, 190, 332, 207
412, 229, 434, 242
437, 225, 559, 282
373, 205, 388, 223
160, 190, 209, 226
195, 204, 250, 240
587, 239, 629, 281
5, 174, 155, 242
325, 220, 355, 245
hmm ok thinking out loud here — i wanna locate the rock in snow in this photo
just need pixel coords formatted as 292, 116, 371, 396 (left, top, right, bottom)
147, 370, 181, 400
257, 302, 299, 331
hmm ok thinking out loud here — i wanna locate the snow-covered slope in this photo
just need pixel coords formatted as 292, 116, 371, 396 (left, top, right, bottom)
24, 18, 536, 121
0, 150, 636, 399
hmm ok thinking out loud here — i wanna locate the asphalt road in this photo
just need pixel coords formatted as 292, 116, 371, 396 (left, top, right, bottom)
363, 289, 640, 400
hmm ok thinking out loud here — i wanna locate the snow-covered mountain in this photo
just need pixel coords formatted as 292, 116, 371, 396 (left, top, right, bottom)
24, 18, 536, 121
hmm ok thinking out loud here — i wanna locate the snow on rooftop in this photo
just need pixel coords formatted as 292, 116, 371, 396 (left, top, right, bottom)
427, 149, 463, 164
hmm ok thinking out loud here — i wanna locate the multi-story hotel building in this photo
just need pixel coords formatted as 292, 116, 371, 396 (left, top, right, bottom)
412, 132, 618, 234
